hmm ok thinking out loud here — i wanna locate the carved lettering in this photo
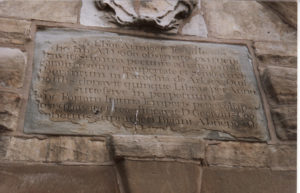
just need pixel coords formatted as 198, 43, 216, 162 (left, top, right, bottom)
28, 33, 267, 139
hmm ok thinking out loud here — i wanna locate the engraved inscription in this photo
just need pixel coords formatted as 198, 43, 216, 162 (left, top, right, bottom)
29, 32, 267, 139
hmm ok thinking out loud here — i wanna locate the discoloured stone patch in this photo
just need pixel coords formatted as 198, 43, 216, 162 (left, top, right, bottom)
271, 106, 296, 141
262, 66, 297, 105
0, 18, 31, 45
260, 2, 297, 28
257, 55, 297, 69
0, 47, 26, 88
0, 92, 21, 131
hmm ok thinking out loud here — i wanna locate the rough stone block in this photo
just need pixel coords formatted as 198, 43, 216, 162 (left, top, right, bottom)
271, 106, 296, 140
118, 160, 201, 193
0, 163, 119, 193
0, 92, 21, 131
0, 18, 31, 45
262, 66, 297, 105
0, 47, 26, 88
259, 2, 297, 28
201, 167, 296, 193
257, 55, 297, 69
0, 136, 110, 163
0, 0, 80, 23
254, 42, 297, 57
269, 144, 296, 171
206, 141, 268, 168
202, 0, 296, 41
113, 135, 205, 161
206, 142, 296, 170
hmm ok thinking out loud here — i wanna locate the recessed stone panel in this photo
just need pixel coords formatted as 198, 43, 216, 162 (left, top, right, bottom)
25, 28, 268, 141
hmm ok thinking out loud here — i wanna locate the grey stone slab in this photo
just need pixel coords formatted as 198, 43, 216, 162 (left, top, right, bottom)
25, 28, 268, 141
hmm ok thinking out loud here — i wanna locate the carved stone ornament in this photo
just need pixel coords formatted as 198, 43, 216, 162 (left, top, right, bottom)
95, 0, 197, 30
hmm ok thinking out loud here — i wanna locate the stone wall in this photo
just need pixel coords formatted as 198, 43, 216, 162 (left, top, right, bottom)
0, 0, 297, 193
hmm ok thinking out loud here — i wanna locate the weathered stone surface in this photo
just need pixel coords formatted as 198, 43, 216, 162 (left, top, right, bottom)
0, 0, 80, 23
271, 106, 296, 140
202, 0, 296, 41
0, 18, 31, 45
257, 55, 297, 69
113, 135, 204, 161
181, 14, 208, 37
0, 92, 21, 131
262, 66, 297, 105
254, 42, 297, 57
0, 47, 26, 88
0, 136, 110, 163
206, 141, 296, 170
118, 160, 201, 193
90, 0, 197, 30
268, 144, 297, 171
25, 28, 268, 141
80, 0, 117, 28
260, 2, 297, 28
201, 167, 296, 193
0, 163, 119, 193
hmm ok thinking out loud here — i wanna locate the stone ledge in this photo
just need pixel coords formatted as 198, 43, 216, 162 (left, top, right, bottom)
113, 135, 205, 163
206, 141, 296, 170
254, 41, 297, 57
0, 136, 110, 164
0, 163, 119, 193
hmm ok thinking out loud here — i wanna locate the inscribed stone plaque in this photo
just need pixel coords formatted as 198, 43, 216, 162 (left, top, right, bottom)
25, 28, 268, 141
